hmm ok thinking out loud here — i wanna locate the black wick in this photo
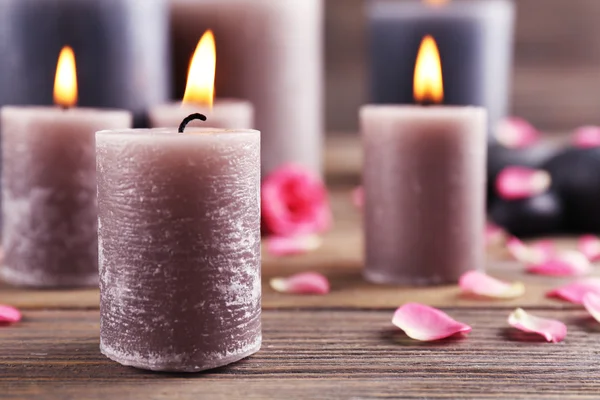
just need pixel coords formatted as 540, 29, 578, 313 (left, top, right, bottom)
178, 113, 207, 133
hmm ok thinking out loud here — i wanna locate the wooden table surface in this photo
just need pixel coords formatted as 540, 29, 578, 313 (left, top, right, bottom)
2, 137, 598, 399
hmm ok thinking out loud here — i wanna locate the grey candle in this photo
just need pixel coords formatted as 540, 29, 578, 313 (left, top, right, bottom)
367, 0, 514, 137
97, 126, 261, 372
171, 0, 323, 176
0, 0, 171, 127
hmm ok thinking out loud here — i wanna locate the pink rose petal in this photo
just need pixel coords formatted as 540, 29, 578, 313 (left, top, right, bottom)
0, 305, 21, 324
485, 222, 506, 247
573, 126, 600, 149
508, 308, 566, 343
266, 235, 323, 256
507, 237, 555, 264
527, 250, 592, 277
495, 166, 551, 200
578, 235, 600, 262
270, 272, 330, 295
459, 271, 525, 299
548, 278, 600, 304
495, 117, 540, 149
583, 292, 600, 323
391, 303, 472, 341
262, 164, 332, 237
352, 186, 364, 209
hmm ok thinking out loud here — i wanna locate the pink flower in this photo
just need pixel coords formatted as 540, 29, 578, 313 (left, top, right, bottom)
507, 308, 566, 343
495, 117, 540, 149
270, 272, 330, 295
262, 164, 332, 236
392, 303, 471, 341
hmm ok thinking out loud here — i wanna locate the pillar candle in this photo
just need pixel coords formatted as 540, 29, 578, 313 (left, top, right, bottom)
361, 106, 487, 285
97, 125, 261, 372
171, 0, 323, 176
0, 0, 171, 127
1, 107, 132, 287
367, 0, 514, 138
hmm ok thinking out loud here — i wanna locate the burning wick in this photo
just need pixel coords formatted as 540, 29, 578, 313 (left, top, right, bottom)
178, 113, 207, 133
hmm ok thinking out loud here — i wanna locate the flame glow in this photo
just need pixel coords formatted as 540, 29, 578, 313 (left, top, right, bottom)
54, 46, 78, 107
424, 0, 450, 6
183, 30, 216, 107
414, 35, 444, 104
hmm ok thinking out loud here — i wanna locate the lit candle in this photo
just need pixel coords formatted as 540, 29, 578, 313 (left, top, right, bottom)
361, 36, 487, 285
149, 30, 253, 130
367, 0, 514, 138
98, 98, 261, 369
1, 47, 132, 288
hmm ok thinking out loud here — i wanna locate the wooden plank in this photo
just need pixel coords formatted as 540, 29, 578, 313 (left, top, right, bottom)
0, 189, 589, 310
2, 309, 600, 399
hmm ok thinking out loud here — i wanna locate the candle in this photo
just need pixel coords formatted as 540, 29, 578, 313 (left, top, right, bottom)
367, 0, 514, 138
0, 0, 170, 127
97, 118, 261, 372
361, 36, 487, 285
171, 0, 323, 176
149, 31, 253, 130
1, 47, 132, 288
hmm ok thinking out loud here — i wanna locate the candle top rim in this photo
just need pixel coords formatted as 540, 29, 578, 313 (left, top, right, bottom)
361, 104, 485, 115
1, 105, 132, 117
368, 0, 514, 18
96, 127, 260, 138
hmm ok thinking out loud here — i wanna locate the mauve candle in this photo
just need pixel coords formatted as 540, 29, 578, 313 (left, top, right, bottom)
149, 31, 253, 130
0, 0, 171, 127
171, 0, 323, 176
367, 0, 514, 138
97, 125, 261, 372
1, 48, 132, 287
361, 36, 487, 285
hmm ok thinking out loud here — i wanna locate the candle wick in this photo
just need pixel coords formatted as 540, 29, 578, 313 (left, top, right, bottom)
178, 113, 208, 133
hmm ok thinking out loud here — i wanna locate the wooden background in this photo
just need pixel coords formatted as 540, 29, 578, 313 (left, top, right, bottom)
325, 0, 600, 132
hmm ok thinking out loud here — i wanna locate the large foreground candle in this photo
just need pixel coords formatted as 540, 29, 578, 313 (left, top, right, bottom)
149, 31, 253, 130
171, 0, 323, 176
367, 0, 514, 138
1, 47, 132, 288
97, 120, 261, 372
0, 0, 170, 127
362, 36, 487, 285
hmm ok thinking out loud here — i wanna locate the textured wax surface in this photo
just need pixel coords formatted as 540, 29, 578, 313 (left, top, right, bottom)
171, 0, 323, 176
148, 100, 254, 130
1, 107, 132, 288
361, 106, 487, 285
96, 128, 261, 372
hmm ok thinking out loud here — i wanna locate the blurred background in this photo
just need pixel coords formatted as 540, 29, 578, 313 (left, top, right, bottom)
326, 0, 600, 133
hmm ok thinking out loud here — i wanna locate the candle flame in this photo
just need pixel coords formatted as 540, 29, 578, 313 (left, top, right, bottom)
424, 0, 450, 6
183, 30, 216, 108
54, 46, 78, 107
414, 35, 444, 104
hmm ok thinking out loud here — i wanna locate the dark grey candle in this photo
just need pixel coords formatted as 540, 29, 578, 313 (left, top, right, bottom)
0, 0, 171, 127
367, 0, 514, 137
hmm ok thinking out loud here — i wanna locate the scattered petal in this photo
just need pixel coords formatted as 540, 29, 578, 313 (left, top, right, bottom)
0, 305, 21, 324
573, 126, 600, 149
270, 272, 330, 295
352, 186, 364, 209
495, 117, 540, 149
485, 222, 506, 247
507, 237, 555, 264
262, 164, 332, 237
583, 293, 600, 323
527, 250, 591, 277
578, 235, 600, 262
391, 303, 471, 341
459, 270, 525, 299
508, 308, 566, 343
547, 278, 600, 304
266, 235, 323, 256
495, 166, 551, 200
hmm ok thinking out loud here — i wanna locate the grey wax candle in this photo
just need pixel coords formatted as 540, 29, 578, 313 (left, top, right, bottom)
0, 0, 171, 127
367, 0, 514, 137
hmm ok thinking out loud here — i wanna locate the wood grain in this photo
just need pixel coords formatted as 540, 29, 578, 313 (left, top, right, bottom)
2, 309, 600, 399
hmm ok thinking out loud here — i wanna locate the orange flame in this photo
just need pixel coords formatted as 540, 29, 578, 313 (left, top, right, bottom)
183, 30, 216, 108
414, 35, 444, 104
54, 46, 78, 107
424, 0, 450, 6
